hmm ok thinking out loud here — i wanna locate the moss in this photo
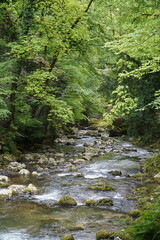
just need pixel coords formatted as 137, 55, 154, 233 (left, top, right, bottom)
96, 198, 113, 206
84, 198, 113, 207
96, 230, 111, 240
60, 234, 75, 240
57, 195, 77, 206
129, 209, 141, 218
68, 167, 77, 172
88, 182, 115, 191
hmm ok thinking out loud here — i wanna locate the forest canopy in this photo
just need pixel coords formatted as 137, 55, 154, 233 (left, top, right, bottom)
0, 0, 160, 151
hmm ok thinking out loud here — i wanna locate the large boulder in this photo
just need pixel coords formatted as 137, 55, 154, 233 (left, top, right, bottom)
0, 175, 9, 182
19, 169, 30, 175
24, 183, 38, 194
8, 184, 26, 194
57, 195, 77, 206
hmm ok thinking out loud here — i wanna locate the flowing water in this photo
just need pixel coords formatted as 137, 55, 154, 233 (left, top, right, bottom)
0, 130, 152, 240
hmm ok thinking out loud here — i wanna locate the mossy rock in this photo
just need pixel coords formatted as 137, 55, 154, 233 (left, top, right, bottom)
57, 195, 77, 206
68, 167, 77, 172
96, 198, 113, 206
60, 234, 75, 240
96, 230, 111, 240
88, 182, 115, 191
129, 209, 141, 218
84, 199, 97, 206
68, 224, 84, 231
109, 170, 122, 176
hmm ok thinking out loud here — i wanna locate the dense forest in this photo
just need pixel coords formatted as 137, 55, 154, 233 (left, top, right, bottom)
0, 0, 160, 151
0, 1, 160, 240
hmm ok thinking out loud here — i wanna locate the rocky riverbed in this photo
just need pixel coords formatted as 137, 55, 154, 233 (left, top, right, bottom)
0, 128, 153, 240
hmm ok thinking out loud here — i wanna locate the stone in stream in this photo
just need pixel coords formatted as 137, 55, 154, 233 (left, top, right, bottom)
84, 198, 113, 207
88, 182, 115, 191
57, 195, 77, 206
109, 170, 122, 176
96, 230, 112, 240
60, 234, 75, 240
0, 189, 13, 199
19, 169, 30, 175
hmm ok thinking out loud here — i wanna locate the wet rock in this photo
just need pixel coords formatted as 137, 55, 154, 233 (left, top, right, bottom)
84, 198, 113, 207
57, 195, 77, 206
8, 161, 26, 171
96, 230, 112, 240
84, 199, 97, 206
123, 147, 137, 152
8, 184, 26, 194
129, 209, 141, 218
38, 155, 48, 164
48, 158, 57, 166
60, 234, 75, 240
68, 224, 84, 231
0, 175, 9, 182
0, 189, 13, 199
24, 183, 38, 194
88, 182, 115, 191
76, 173, 84, 177
19, 169, 30, 175
109, 170, 122, 176
55, 153, 65, 158
96, 198, 113, 206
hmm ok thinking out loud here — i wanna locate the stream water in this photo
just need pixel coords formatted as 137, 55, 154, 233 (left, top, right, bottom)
0, 129, 152, 240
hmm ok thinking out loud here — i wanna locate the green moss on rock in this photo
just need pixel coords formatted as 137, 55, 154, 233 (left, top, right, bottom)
60, 234, 75, 240
88, 182, 115, 191
57, 195, 77, 206
129, 209, 141, 218
96, 230, 111, 240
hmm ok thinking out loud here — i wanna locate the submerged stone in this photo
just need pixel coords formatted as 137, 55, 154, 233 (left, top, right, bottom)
57, 195, 77, 206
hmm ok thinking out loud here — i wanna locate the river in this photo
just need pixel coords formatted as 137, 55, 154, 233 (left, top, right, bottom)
0, 129, 152, 240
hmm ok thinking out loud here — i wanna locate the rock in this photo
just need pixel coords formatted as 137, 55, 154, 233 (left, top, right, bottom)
57, 195, 77, 206
8, 184, 26, 194
96, 230, 111, 240
68, 224, 84, 231
38, 155, 48, 164
84, 199, 97, 206
76, 173, 84, 177
19, 169, 30, 175
88, 182, 115, 191
96, 198, 113, 206
109, 170, 122, 176
68, 167, 77, 172
84, 198, 113, 207
8, 161, 26, 171
60, 234, 75, 240
0, 189, 13, 199
32, 171, 38, 176
129, 209, 141, 218
24, 184, 38, 194
48, 158, 57, 166
0, 175, 9, 182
